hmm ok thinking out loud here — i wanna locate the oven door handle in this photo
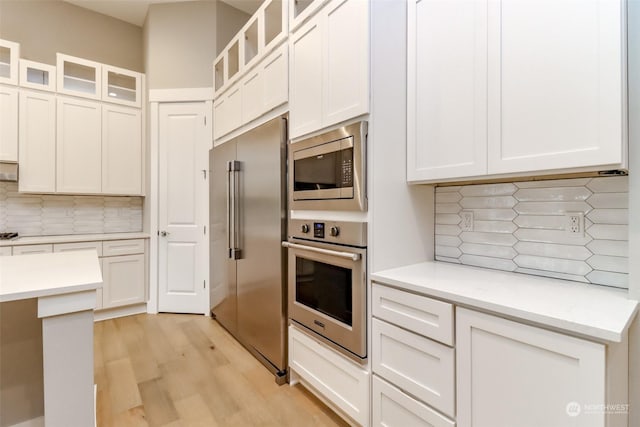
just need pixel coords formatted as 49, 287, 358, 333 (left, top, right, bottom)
281, 241, 361, 261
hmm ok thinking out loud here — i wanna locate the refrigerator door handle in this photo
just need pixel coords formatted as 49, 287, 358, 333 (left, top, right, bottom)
228, 160, 242, 260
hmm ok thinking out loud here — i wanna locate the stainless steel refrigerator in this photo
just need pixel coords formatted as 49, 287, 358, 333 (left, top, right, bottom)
209, 116, 287, 382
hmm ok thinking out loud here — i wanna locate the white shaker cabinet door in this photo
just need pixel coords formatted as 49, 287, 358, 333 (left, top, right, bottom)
19, 90, 56, 193
487, 0, 624, 174
407, 0, 487, 182
289, 16, 323, 139
102, 253, 145, 309
323, 0, 369, 128
102, 105, 142, 195
56, 96, 102, 194
0, 85, 18, 162
456, 308, 606, 427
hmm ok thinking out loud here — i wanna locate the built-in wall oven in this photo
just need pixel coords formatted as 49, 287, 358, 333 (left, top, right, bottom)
289, 121, 367, 211
283, 219, 367, 362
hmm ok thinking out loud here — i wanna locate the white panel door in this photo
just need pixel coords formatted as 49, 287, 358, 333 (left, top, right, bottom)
56, 96, 102, 193
0, 85, 18, 162
323, 0, 369, 127
19, 90, 56, 192
102, 105, 142, 195
456, 307, 606, 427
408, 0, 487, 182
289, 16, 323, 139
487, 0, 624, 174
102, 254, 145, 308
158, 102, 209, 314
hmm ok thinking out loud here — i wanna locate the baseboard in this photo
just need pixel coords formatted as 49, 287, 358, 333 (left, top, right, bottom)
94, 303, 147, 322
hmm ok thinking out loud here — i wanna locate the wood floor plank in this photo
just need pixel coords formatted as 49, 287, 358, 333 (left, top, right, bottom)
95, 314, 348, 427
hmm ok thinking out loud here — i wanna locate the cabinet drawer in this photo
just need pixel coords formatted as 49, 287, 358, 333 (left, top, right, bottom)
372, 318, 455, 418
12, 244, 53, 255
373, 376, 455, 427
0, 247, 11, 256
372, 283, 454, 346
54, 241, 103, 256
289, 325, 369, 426
102, 239, 144, 256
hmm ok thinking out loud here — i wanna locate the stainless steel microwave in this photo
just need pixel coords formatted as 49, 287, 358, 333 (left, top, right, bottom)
289, 121, 367, 211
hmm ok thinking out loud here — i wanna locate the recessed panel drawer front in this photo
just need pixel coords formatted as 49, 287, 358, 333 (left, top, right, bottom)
53, 241, 103, 257
12, 244, 53, 255
372, 318, 455, 418
372, 283, 454, 346
102, 239, 144, 256
372, 376, 456, 427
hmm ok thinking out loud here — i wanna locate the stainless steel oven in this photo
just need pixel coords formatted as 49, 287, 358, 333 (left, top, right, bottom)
283, 219, 367, 361
289, 121, 367, 211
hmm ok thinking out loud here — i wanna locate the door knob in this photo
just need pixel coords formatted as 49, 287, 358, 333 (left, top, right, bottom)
160, 231, 169, 237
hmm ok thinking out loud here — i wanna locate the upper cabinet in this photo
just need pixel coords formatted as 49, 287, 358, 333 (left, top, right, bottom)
0, 39, 20, 86
103, 65, 143, 108
289, 0, 369, 139
19, 60, 57, 92
57, 54, 102, 100
288, 0, 326, 32
408, 0, 627, 183
214, 0, 288, 97
57, 53, 143, 107
0, 86, 19, 162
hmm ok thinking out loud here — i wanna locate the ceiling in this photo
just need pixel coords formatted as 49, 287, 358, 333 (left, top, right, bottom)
64, 0, 262, 27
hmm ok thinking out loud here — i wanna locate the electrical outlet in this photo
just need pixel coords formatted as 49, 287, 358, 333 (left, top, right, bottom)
565, 212, 584, 236
461, 211, 474, 232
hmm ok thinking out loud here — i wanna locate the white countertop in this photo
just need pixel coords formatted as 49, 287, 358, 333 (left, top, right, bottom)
371, 261, 638, 343
0, 251, 103, 302
0, 232, 150, 247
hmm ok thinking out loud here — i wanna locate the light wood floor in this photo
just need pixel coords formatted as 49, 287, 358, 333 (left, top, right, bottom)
94, 313, 349, 427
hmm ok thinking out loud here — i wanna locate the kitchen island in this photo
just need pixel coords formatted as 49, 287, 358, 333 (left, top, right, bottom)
0, 251, 102, 427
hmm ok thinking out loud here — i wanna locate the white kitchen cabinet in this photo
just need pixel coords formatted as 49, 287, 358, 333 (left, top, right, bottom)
56, 96, 102, 194
19, 90, 56, 193
488, 0, 624, 175
290, 16, 323, 138
0, 39, 19, 86
102, 65, 142, 108
372, 318, 455, 418
408, 0, 626, 183
102, 105, 142, 195
53, 241, 103, 256
0, 85, 18, 162
456, 308, 606, 427
407, 0, 487, 182
372, 376, 456, 427
0, 247, 12, 256
289, 0, 368, 139
288, 0, 325, 32
102, 253, 145, 309
213, 86, 242, 139
57, 54, 101, 100
12, 244, 53, 255
19, 60, 56, 92
289, 325, 369, 426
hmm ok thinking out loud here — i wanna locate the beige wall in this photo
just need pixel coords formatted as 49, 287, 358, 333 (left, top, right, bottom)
144, 1, 217, 90
216, 1, 250, 55
0, 0, 143, 71
0, 299, 44, 427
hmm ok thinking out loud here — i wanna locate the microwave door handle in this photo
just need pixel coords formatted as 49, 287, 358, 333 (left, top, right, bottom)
281, 241, 361, 261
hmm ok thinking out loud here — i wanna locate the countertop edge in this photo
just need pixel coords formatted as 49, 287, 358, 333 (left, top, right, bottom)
371, 263, 639, 344
0, 281, 103, 303
0, 232, 150, 247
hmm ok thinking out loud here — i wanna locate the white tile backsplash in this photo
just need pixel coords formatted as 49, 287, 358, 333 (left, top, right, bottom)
0, 182, 143, 236
435, 176, 629, 288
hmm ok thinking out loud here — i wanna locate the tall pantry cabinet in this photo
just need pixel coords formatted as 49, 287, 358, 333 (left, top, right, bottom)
408, 0, 627, 183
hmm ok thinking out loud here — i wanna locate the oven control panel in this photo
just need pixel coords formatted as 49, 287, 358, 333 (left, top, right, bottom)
289, 219, 367, 247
